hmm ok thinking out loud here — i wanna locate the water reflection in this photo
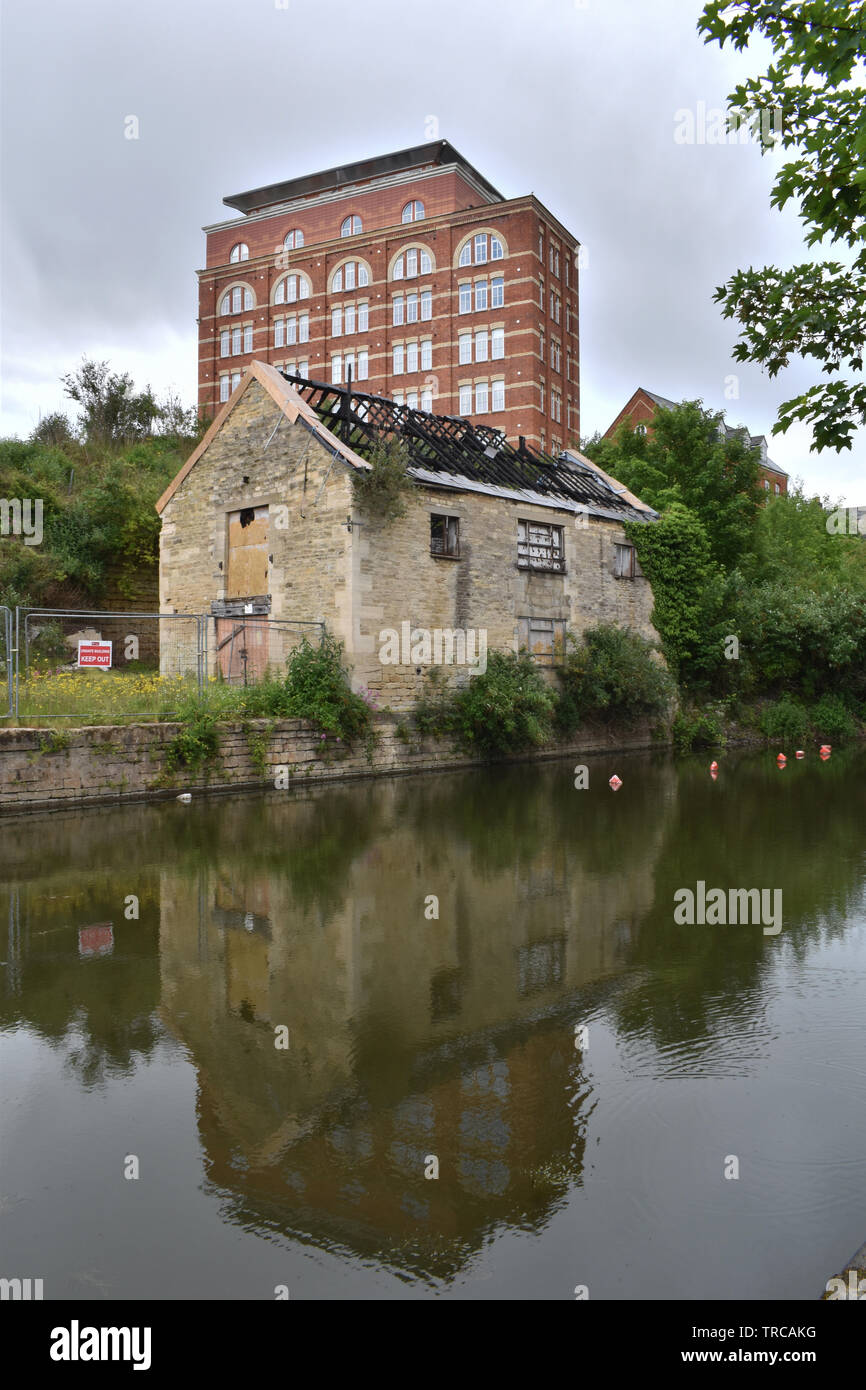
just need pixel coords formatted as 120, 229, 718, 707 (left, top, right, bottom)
2, 748, 865, 1292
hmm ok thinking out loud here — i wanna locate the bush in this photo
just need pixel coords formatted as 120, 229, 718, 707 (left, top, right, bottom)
275, 632, 374, 746
809, 694, 859, 742
351, 434, 415, 524
759, 695, 810, 745
672, 709, 725, 751
437, 650, 557, 758
557, 623, 675, 728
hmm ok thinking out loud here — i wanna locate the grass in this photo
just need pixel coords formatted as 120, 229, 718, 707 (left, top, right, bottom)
12, 667, 204, 727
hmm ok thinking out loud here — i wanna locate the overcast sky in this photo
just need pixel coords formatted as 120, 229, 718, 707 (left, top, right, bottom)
1, 0, 862, 504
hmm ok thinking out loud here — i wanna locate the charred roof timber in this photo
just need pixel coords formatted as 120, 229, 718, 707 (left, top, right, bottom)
279, 371, 654, 524
223, 141, 504, 216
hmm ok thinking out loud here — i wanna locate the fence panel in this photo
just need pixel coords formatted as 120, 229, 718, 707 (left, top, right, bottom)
206, 617, 324, 687
15, 609, 204, 722
0, 607, 12, 718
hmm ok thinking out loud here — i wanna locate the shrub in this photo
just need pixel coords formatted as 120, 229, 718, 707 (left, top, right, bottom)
672, 709, 725, 751
759, 695, 810, 745
557, 623, 675, 728
414, 652, 556, 756
351, 434, 415, 524
809, 694, 859, 742
280, 632, 373, 746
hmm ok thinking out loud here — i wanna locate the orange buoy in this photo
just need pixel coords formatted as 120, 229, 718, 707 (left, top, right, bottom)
776, 753, 787, 765
709, 760, 719, 772
820, 744, 831, 755
795, 750, 805, 759
609, 774, 622, 791
820, 750, 831, 761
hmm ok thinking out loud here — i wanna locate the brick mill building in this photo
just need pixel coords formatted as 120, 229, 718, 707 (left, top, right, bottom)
198, 142, 581, 455
604, 388, 789, 495
158, 363, 657, 706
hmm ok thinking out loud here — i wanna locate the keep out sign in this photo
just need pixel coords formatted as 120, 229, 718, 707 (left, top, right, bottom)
78, 640, 112, 669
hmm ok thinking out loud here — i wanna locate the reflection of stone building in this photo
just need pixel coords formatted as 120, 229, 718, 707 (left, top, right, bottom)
157, 766, 674, 1278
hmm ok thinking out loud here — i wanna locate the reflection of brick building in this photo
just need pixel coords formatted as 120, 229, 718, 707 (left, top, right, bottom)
198, 141, 581, 453
604, 387, 789, 495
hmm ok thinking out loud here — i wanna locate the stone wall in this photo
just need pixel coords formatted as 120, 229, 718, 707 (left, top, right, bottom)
0, 715, 662, 816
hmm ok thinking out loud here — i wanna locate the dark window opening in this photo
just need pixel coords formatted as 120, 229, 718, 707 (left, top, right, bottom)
431, 513, 460, 558
239, 507, 256, 528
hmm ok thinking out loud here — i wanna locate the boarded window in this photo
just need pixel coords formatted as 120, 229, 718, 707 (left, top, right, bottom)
227, 505, 269, 599
431, 514, 460, 557
614, 543, 635, 579
517, 617, 566, 665
517, 520, 565, 572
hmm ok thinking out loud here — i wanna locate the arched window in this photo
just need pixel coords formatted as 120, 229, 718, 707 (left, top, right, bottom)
402, 199, 425, 223
340, 214, 362, 237
283, 229, 304, 249
456, 231, 506, 267
330, 260, 370, 292
391, 245, 433, 280
219, 284, 255, 315
274, 272, 311, 304
230, 243, 249, 262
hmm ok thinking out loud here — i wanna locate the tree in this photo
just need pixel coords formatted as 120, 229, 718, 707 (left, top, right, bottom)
698, 0, 866, 451
584, 399, 763, 570
61, 359, 159, 446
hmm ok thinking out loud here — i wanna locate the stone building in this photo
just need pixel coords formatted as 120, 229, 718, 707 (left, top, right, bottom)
157, 362, 659, 706
198, 140, 581, 454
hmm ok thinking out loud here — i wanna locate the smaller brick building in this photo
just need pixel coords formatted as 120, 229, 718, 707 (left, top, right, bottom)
157, 363, 658, 706
604, 387, 789, 496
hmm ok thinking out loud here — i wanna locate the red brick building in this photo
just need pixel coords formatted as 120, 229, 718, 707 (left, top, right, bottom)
604, 387, 789, 495
198, 141, 581, 453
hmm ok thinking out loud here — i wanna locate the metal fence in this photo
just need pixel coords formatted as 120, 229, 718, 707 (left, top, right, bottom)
0, 607, 12, 719
8, 608, 325, 722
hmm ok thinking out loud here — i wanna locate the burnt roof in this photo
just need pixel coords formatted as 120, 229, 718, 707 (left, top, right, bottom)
280, 372, 655, 524
223, 141, 504, 215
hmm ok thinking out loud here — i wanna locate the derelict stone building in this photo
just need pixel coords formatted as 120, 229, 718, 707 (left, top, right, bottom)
157, 362, 659, 705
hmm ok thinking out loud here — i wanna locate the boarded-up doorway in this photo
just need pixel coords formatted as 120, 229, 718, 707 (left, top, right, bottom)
215, 617, 270, 683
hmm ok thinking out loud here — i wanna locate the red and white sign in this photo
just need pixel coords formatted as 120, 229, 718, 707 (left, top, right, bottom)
78, 640, 112, 669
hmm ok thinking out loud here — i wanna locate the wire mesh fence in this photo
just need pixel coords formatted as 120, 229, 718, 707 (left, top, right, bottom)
9, 609, 325, 722
15, 609, 204, 723
0, 607, 12, 718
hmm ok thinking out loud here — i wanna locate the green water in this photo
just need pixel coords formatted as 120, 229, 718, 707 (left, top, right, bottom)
1, 746, 864, 1299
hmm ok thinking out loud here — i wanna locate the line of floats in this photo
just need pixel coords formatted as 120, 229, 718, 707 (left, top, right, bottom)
607, 744, 833, 791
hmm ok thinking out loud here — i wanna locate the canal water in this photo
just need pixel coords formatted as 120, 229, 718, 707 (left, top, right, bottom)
1, 746, 864, 1300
